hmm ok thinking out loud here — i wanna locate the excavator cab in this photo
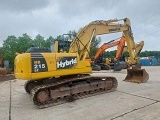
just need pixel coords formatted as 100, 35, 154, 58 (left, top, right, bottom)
124, 67, 149, 83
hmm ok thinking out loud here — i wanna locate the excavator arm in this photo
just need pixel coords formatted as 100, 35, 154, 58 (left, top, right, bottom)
115, 36, 126, 60
94, 36, 126, 61
123, 41, 144, 66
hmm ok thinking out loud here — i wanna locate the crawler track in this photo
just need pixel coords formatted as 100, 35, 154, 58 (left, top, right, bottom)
26, 75, 117, 109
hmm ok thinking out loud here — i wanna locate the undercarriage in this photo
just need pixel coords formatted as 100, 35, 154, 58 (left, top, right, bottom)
24, 74, 118, 109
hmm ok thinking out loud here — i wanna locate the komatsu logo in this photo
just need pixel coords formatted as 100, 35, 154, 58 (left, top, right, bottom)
109, 28, 120, 32
57, 57, 77, 69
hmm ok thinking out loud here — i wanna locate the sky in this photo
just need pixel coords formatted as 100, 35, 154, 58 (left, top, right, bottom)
0, 0, 160, 51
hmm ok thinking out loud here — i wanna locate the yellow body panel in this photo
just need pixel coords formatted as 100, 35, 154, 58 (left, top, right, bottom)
14, 52, 91, 80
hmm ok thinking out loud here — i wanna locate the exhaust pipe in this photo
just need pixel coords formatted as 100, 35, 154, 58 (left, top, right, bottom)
124, 68, 149, 83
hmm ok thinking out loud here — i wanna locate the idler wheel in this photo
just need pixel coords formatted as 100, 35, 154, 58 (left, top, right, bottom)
36, 90, 49, 103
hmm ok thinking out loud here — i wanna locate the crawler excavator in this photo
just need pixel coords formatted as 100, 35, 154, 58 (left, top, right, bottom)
92, 36, 127, 71
14, 18, 149, 108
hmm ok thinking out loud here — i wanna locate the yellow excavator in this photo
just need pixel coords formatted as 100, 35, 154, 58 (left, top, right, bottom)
14, 18, 149, 108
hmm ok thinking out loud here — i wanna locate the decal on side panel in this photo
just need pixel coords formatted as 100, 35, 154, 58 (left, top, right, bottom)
57, 57, 77, 69
31, 53, 48, 73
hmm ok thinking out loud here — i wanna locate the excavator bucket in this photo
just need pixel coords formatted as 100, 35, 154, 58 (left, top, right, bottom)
124, 68, 149, 83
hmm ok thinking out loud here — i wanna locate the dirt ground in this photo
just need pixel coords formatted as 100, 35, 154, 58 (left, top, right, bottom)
0, 74, 15, 82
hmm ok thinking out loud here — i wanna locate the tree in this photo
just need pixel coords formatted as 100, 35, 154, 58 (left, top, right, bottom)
89, 37, 101, 57
123, 51, 129, 57
104, 50, 117, 58
33, 34, 45, 47
17, 33, 33, 53
139, 51, 160, 58
44, 36, 55, 48
1, 35, 18, 69
56, 35, 63, 41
